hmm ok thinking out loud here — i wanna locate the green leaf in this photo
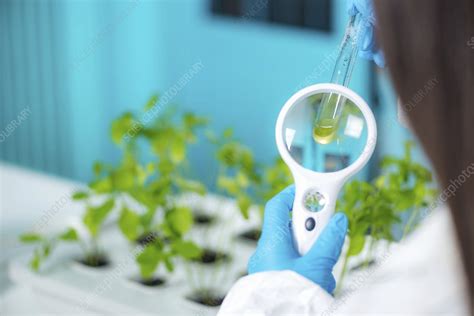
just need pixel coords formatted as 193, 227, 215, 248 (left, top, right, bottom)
129, 189, 157, 212
72, 191, 88, 200
170, 138, 186, 164
236, 172, 250, 188
59, 228, 79, 242
217, 176, 239, 195
112, 168, 135, 191
348, 235, 365, 257
42, 243, 51, 257
166, 207, 193, 236
144, 94, 159, 111
111, 112, 139, 145
19, 233, 42, 243
171, 240, 202, 259
174, 178, 206, 195
157, 158, 175, 175
237, 194, 252, 219
163, 255, 175, 272
83, 199, 115, 237
136, 245, 162, 280
118, 207, 141, 241
183, 113, 208, 130
88, 177, 113, 194
93, 161, 104, 176
223, 128, 234, 139
30, 250, 41, 272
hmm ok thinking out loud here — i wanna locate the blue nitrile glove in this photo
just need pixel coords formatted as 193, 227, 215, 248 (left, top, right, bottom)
248, 186, 348, 294
347, 0, 385, 67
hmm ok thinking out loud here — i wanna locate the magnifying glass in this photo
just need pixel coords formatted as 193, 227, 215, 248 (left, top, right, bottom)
275, 83, 377, 255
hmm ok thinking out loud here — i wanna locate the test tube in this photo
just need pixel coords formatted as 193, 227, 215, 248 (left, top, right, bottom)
312, 14, 364, 144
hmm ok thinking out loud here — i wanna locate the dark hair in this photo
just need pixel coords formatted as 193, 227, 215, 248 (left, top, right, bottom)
374, 0, 474, 313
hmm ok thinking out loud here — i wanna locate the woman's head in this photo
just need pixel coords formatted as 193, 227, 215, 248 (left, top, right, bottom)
374, 0, 474, 311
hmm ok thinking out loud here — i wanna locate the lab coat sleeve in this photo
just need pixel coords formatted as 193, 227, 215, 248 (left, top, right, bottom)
218, 270, 334, 316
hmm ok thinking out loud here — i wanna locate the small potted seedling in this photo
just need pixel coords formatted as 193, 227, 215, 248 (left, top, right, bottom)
183, 239, 233, 309
112, 98, 209, 245
130, 205, 202, 288
19, 167, 124, 271
335, 141, 436, 293
19, 228, 80, 272
109, 98, 210, 287
209, 129, 262, 241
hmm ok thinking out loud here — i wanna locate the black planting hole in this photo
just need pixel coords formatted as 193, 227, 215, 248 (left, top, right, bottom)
186, 290, 226, 307
193, 212, 217, 226
77, 254, 110, 268
192, 248, 231, 265
237, 228, 261, 242
136, 276, 166, 287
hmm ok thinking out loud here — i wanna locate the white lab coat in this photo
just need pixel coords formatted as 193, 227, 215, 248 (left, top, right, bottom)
219, 206, 470, 315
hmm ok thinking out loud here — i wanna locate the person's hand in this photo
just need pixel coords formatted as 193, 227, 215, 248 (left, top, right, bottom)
248, 186, 348, 294
347, 0, 385, 67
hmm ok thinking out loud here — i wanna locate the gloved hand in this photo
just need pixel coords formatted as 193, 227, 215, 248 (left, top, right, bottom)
347, 0, 385, 67
248, 186, 348, 294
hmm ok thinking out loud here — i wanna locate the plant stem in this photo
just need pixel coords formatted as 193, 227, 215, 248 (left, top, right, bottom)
336, 243, 350, 295
89, 237, 99, 266
402, 207, 419, 240
364, 237, 374, 268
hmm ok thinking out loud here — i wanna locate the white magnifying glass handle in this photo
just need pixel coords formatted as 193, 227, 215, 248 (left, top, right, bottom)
275, 83, 377, 257
291, 174, 343, 255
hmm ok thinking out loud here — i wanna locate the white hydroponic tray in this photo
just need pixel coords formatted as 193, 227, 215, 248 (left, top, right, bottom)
8, 191, 397, 315
8, 193, 258, 316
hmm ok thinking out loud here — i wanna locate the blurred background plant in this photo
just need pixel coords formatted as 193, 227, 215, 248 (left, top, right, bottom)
336, 141, 437, 291
210, 128, 293, 242
20, 95, 208, 278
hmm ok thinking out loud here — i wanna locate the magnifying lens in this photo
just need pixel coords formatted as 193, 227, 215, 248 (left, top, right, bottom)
275, 84, 376, 255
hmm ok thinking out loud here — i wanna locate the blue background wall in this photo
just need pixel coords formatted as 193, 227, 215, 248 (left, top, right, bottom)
0, 0, 424, 188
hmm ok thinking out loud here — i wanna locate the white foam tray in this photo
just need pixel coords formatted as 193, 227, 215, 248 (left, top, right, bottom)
8, 193, 259, 315
8, 192, 396, 314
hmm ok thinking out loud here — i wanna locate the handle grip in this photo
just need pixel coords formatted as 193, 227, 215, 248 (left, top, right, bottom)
291, 182, 340, 255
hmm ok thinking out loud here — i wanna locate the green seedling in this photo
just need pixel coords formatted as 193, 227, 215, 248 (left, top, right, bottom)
19, 228, 79, 271
336, 141, 436, 292
211, 128, 261, 220
109, 95, 207, 284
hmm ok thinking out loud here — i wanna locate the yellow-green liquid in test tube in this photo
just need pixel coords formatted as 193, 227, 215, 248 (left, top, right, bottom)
312, 93, 345, 144
312, 13, 363, 144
